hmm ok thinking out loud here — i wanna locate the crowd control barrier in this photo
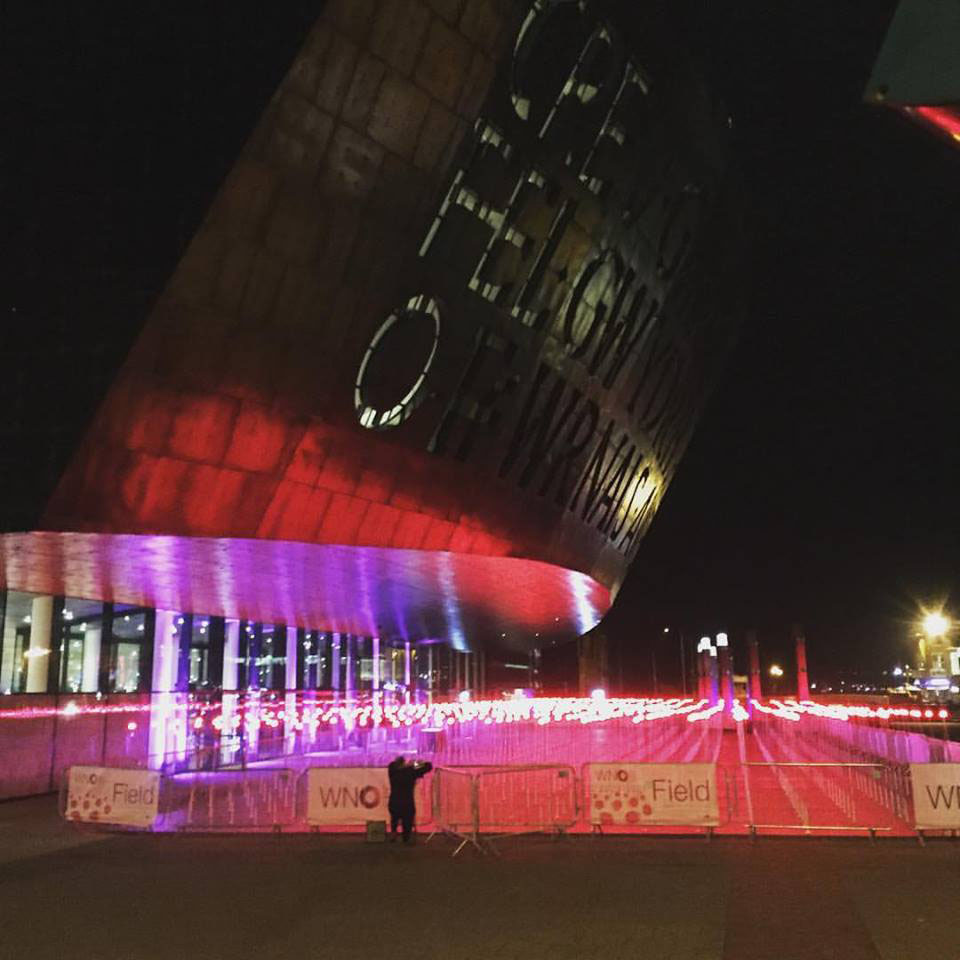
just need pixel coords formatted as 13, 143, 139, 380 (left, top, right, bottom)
430, 764, 578, 855
59, 718, 960, 844
732, 762, 911, 837
64, 767, 300, 831
165, 769, 297, 830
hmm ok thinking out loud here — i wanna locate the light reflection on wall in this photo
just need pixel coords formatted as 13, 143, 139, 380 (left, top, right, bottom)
567, 570, 602, 633
438, 552, 467, 652
148, 609, 181, 770
568, 569, 601, 636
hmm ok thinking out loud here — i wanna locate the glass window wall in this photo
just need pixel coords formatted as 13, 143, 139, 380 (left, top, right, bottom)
301, 631, 331, 690
111, 606, 152, 693
188, 616, 210, 689
0, 591, 37, 694
58, 598, 104, 693
260, 623, 285, 690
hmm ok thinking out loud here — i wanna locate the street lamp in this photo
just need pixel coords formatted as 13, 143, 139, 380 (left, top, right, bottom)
919, 609, 952, 693
922, 611, 950, 638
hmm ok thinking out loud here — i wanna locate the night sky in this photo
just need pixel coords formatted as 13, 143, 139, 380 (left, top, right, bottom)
608, 1, 960, 688
6, 2, 957, 687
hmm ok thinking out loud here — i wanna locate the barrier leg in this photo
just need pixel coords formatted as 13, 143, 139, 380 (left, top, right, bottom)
450, 778, 489, 857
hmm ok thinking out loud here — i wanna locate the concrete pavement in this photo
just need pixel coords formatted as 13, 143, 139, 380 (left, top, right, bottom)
0, 797, 958, 960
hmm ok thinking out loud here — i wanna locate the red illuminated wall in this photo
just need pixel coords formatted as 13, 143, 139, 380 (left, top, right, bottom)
44, 3, 532, 557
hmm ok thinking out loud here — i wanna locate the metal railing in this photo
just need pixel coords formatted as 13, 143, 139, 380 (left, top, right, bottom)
732, 762, 911, 837
161, 769, 297, 831
59, 706, 960, 844
430, 764, 578, 855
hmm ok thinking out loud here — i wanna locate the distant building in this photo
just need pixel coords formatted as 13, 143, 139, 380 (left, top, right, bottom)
915, 627, 960, 699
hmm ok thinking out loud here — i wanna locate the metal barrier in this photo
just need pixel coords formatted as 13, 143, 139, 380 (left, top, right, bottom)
733, 762, 911, 837
475, 765, 578, 833
431, 768, 480, 854
431, 764, 578, 855
162, 769, 297, 830
59, 711, 957, 843
739, 710, 915, 835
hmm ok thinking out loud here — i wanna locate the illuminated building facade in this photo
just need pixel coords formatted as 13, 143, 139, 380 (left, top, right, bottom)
0, 0, 742, 794
915, 623, 960, 700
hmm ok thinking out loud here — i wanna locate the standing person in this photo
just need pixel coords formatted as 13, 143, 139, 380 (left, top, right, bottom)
387, 755, 432, 843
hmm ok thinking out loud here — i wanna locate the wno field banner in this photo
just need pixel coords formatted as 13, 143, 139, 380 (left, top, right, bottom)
588, 763, 719, 827
910, 763, 960, 830
66, 766, 160, 827
306, 767, 429, 826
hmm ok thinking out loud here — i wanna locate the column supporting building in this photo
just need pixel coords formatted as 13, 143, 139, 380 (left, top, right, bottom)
25, 595, 54, 693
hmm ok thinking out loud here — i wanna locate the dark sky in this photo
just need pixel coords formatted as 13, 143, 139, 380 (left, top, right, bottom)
5, 2, 957, 686
608, 1, 960, 686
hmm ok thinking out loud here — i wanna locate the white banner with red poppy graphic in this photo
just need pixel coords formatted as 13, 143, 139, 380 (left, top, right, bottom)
66, 766, 160, 827
588, 763, 719, 827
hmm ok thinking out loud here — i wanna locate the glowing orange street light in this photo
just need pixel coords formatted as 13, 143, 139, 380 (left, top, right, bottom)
922, 611, 950, 639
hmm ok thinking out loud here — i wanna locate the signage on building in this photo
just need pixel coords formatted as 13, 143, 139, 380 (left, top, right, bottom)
349, 0, 738, 564
305, 767, 428, 826
65, 766, 160, 827
910, 763, 960, 829
588, 763, 719, 826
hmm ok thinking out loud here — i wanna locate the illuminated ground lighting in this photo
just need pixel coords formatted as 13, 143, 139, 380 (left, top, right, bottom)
2, 694, 949, 729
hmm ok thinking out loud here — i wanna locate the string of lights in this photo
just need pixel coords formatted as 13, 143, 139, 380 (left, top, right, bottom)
0, 695, 948, 729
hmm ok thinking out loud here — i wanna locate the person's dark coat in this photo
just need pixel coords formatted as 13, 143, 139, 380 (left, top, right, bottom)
387, 760, 432, 812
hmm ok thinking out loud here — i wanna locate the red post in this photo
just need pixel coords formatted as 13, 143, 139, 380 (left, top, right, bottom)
696, 637, 710, 701
793, 624, 810, 700
708, 647, 719, 706
747, 630, 762, 702
717, 633, 734, 709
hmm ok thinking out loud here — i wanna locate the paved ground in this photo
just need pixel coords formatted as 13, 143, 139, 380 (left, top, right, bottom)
1, 796, 958, 960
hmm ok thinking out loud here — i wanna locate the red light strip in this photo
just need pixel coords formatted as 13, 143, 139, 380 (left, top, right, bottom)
905, 105, 960, 144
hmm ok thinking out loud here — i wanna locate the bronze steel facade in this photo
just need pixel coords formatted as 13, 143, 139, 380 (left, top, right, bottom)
4, 0, 742, 652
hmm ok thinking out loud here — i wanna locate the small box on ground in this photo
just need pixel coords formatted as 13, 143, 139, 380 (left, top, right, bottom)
365, 820, 387, 842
